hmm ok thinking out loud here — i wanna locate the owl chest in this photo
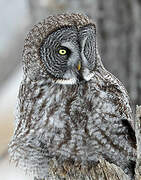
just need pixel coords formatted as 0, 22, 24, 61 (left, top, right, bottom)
45, 89, 98, 130
40, 87, 120, 155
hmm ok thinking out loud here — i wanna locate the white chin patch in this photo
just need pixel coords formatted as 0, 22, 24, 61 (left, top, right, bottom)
83, 68, 95, 81
56, 70, 77, 85
56, 78, 77, 85
55, 69, 94, 85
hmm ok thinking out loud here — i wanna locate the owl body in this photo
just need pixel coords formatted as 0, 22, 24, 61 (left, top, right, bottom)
9, 13, 136, 179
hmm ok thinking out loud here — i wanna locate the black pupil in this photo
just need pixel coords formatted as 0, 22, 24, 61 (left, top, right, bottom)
58, 46, 71, 56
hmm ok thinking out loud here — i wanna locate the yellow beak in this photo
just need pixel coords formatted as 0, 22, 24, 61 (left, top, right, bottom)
77, 61, 81, 71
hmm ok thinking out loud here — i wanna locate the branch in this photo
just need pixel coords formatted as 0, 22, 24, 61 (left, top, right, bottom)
47, 158, 129, 180
135, 105, 141, 180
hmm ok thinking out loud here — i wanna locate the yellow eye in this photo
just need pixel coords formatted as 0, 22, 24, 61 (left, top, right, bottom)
59, 49, 67, 55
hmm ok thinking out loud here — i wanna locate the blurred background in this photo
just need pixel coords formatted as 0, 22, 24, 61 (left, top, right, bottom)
0, 0, 141, 179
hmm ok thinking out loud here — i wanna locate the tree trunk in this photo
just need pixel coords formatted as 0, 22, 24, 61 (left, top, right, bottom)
135, 106, 141, 180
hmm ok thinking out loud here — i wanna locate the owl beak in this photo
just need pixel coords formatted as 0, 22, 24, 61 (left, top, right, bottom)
77, 61, 81, 71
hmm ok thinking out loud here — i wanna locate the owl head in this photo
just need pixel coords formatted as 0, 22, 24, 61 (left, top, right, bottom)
23, 13, 98, 84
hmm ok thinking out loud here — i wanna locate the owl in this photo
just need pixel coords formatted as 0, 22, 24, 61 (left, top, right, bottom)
9, 13, 136, 180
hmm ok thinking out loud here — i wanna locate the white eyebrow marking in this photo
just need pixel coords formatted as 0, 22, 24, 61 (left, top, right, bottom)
81, 36, 88, 51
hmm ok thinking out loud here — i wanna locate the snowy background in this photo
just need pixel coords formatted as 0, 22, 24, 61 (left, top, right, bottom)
0, 0, 30, 179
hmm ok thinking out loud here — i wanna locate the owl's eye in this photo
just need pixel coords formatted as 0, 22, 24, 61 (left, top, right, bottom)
59, 49, 67, 55
58, 47, 71, 57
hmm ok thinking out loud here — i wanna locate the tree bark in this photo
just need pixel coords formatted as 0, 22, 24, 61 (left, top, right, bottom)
135, 106, 141, 180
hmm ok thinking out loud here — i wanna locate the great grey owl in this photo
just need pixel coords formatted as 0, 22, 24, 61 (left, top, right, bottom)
9, 13, 136, 179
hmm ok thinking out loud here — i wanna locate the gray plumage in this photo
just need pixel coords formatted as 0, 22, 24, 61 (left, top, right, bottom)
9, 13, 136, 179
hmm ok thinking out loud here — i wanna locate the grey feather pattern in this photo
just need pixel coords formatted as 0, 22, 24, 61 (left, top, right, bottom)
8, 13, 136, 179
